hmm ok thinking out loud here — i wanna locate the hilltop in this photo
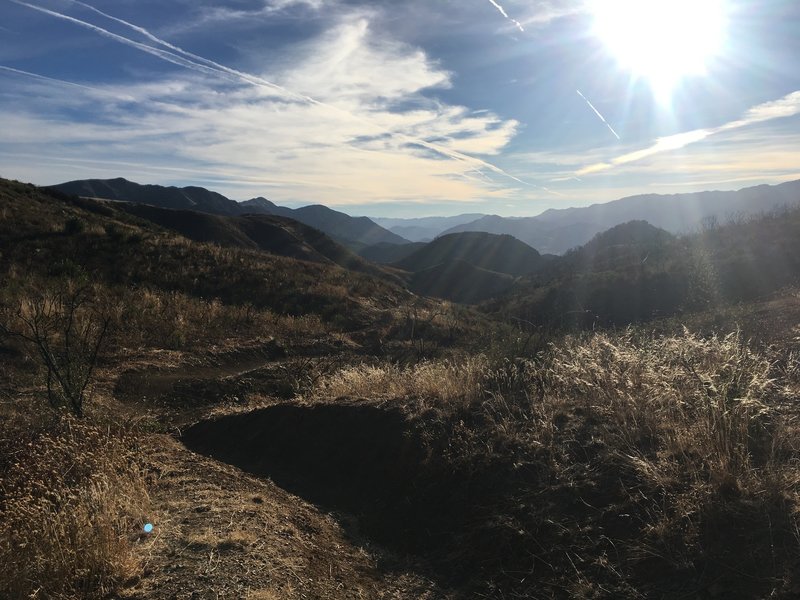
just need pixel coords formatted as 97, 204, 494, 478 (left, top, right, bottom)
394, 231, 545, 276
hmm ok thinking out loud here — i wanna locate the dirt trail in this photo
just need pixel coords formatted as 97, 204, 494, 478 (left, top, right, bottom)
115, 345, 450, 599
114, 342, 287, 406
121, 434, 447, 600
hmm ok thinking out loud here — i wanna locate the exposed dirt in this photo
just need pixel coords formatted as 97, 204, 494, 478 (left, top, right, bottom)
182, 403, 439, 554
119, 433, 447, 600
111, 346, 452, 599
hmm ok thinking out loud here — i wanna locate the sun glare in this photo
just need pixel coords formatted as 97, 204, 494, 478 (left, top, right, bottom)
591, 0, 728, 99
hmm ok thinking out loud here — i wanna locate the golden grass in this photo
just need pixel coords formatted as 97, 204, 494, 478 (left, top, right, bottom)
0, 416, 151, 599
545, 329, 791, 490
309, 355, 488, 404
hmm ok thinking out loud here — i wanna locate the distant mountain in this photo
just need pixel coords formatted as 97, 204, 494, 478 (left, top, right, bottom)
51, 177, 239, 215
287, 205, 408, 248
409, 260, 515, 304
441, 180, 800, 254
370, 214, 486, 242
49, 178, 408, 250
488, 210, 800, 327
115, 202, 395, 282
358, 241, 426, 264
394, 231, 545, 276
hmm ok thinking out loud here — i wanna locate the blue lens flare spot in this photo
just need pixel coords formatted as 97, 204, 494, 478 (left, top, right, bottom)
143, 523, 154, 534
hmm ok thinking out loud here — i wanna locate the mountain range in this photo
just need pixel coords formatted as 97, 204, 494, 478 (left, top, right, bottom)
440, 180, 800, 254
50, 178, 407, 250
51, 178, 800, 259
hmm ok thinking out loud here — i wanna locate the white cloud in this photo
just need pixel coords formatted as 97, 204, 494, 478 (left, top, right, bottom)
517, 0, 586, 27
0, 14, 521, 205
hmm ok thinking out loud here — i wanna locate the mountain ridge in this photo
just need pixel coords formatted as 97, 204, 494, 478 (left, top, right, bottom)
442, 180, 800, 254
49, 178, 408, 250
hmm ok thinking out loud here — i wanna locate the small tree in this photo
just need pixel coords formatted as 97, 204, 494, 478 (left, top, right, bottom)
1, 281, 110, 417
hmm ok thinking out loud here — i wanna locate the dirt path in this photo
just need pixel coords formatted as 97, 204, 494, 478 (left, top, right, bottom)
120, 433, 447, 600
112, 345, 449, 599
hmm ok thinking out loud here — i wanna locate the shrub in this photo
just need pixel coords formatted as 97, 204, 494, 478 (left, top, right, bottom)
62, 217, 86, 235
0, 281, 109, 417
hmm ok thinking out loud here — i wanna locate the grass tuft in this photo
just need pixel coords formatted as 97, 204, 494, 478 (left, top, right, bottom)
0, 416, 151, 599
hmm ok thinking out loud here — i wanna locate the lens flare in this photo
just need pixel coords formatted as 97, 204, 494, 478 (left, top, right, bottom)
591, 0, 728, 100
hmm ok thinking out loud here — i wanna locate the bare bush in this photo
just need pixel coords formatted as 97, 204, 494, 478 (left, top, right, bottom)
0, 281, 109, 417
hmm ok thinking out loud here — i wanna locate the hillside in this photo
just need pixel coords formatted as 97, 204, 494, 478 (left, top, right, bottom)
289, 204, 409, 248
408, 259, 514, 304
489, 212, 800, 327
115, 203, 395, 282
49, 178, 408, 250
394, 231, 545, 276
357, 241, 426, 264
442, 179, 800, 254
4, 176, 800, 600
0, 178, 421, 333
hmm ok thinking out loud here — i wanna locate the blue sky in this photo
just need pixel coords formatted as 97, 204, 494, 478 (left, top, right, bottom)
1, 0, 799, 217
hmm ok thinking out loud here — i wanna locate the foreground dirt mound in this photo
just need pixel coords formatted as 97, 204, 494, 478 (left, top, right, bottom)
121, 433, 446, 600
182, 397, 800, 599
182, 403, 449, 554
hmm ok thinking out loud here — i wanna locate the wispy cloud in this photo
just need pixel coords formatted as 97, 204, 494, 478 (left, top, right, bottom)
518, 0, 586, 27
0, 14, 528, 205
0, 64, 100, 92
486, 0, 525, 32
13, 0, 537, 189
577, 90, 800, 176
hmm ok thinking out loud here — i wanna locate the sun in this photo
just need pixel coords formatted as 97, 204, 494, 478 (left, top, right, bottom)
590, 0, 728, 99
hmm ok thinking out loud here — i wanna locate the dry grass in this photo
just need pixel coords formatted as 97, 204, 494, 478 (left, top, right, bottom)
545, 328, 794, 494
304, 329, 800, 596
0, 415, 151, 599
309, 355, 488, 404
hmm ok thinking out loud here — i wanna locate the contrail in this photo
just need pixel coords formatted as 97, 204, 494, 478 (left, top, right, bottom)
576, 89, 800, 176
486, 0, 524, 32
576, 89, 620, 140
0, 64, 100, 92
11, 0, 547, 191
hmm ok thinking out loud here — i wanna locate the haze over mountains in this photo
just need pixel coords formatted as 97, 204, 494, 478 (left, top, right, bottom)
440, 180, 800, 254
370, 214, 486, 242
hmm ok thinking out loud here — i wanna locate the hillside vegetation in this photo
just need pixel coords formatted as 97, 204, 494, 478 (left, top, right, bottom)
3, 176, 800, 600
115, 202, 397, 283
394, 231, 545, 276
490, 213, 800, 327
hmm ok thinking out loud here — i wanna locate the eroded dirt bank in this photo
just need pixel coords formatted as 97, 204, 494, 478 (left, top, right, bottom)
182, 403, 459, 558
